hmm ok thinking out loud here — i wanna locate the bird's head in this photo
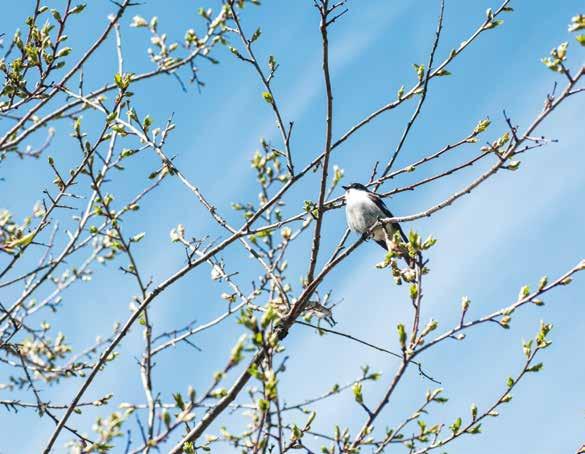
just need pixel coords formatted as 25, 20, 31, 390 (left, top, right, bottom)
342, 182, 368, 192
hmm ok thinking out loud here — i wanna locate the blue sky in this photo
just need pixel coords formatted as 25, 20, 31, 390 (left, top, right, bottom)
1, 0, 584, 452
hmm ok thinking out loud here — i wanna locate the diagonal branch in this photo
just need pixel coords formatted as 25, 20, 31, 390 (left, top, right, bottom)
306, 0, 337, 283
227, 1, 295, 174
374, 0, 445, 189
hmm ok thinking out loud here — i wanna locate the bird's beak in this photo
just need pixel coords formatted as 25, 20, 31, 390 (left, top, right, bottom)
342, 185, 349, 190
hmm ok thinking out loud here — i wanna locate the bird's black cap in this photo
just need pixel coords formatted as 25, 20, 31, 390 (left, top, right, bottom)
342, 182, 368, 191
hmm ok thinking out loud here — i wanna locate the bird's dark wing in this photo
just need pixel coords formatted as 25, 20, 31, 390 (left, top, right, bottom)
367, 192, 393, 217
367, 192, 409, 244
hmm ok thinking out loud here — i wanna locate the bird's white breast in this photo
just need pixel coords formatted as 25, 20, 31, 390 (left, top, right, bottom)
345, 189, 383, 234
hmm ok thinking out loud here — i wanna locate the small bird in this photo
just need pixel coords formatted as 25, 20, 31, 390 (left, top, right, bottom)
342, 182, 407, 250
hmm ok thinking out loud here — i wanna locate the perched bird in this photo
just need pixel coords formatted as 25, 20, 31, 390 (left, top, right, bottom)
342, 182, 407, 251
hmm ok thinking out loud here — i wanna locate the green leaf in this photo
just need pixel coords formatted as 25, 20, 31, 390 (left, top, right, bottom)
569, 14, 585, 32
506, 160, 521, 171
131, 232, 145, 243
397, 85, 405, 100
143, 115, 152, 130
50, 9, 62, 22
435, 69, 451, 76
120, 148, 136, 159
556, 42, 568, 60
499, 315, 511, 329
352, 382, 363, 404
162, 409, 171, 427
332, 164, 344, 185
518, 285, 530, 300
473, 118, 491, 135
560, 277, 572, 286
228, 46, 241, 58
368, 372, 381, 381
420, 319, 438, 337
69, 3, 86, 14
257, 398, 269, 412
526, 362, 543, 373
413, 63, 425, 81
467, 423, 482, 434
268, 55, 277, 71
541, 57, 562, 73
6, 231, 35, 249
422, 235, 437, 249
114, 73, 124, 89
449, 417, 462, 434
500, 393, 512, 403
485, 19, 504, 29
461, 296, 471, 311
56, 47, 71, 58
409, 284, 418, 300
131, 15, 148, 28
397, 323, 407, 350
426, 388, 444, 402
523, 339, 533, 358
250, 27, 262, 42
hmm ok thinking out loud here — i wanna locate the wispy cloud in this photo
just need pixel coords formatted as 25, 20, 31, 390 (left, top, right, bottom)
282, 2, 411, 122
